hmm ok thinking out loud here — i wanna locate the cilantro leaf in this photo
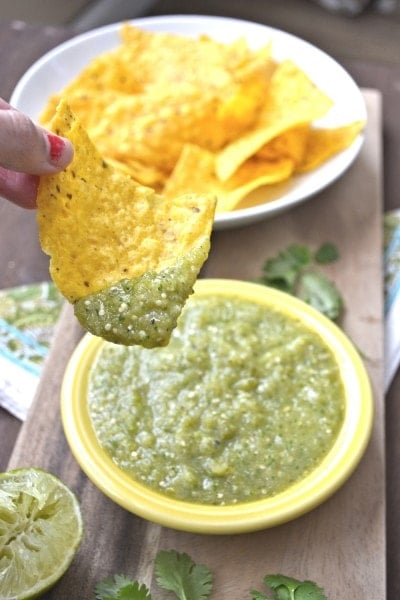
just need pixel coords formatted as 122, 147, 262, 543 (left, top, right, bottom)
266, 574, 302, 591
314, 243, 339, 264
293, 581, 328, 599
263, 575, 328, 600
255, 243, 343, 321
95, 575, 151, 600
260, 244, 312, 293
298, 271, 343, 320
95, 574, 133, 598
155, 550, 213, 600
284, 244, 313, 267
265, 575, 295, 599
119, 583, 152, 600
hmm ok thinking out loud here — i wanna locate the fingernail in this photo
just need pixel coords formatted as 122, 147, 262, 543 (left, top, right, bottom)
46, 133, 66, 162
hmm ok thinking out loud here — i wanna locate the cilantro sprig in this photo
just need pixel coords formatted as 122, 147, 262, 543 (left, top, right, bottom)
95, 575, 151, 600
251, 574, 328, 600
94, 550, 213, 600
94, 551, 330, 600
155, 550, 213, 600
255, 242, 343, 320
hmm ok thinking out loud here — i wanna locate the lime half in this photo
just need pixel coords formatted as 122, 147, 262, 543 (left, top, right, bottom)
0, 468, 83, 599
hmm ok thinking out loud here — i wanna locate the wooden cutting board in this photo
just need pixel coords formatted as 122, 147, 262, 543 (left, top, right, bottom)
8, 89, 384, 599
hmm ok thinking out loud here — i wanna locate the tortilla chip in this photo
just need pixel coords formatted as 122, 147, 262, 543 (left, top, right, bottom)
39, 25, 364, 217
216, 60, 334, 181
37, 100, 216, 346
40, 24, 273, 183
296, 121, 365, 172
164, 144, 293, 213
73, 61, 272, 174
256, 124, 310, 166
105, 156, 167, 191
119, 24, 271, 98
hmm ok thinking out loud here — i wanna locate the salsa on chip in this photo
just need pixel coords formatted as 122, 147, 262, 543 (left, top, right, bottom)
37, 100, 216, 347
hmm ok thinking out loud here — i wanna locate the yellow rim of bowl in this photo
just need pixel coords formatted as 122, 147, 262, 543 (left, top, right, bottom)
61, 278, 374, 534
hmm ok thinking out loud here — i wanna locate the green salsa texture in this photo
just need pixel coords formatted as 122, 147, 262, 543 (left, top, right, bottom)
74, 241, 210, 347
88, 295, 345, 505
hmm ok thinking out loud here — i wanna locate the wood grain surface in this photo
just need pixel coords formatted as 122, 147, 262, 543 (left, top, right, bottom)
6, 90, 385, 599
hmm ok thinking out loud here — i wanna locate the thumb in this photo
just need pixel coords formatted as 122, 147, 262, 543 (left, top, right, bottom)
0, 105, 73, 175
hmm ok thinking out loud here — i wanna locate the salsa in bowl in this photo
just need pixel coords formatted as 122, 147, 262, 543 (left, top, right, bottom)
61, 279, 373, 533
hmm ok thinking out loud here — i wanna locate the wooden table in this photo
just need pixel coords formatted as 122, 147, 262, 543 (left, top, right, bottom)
0, 19, 399, 598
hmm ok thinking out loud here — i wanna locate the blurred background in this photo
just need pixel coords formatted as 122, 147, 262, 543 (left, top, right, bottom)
0, 0, 399, 64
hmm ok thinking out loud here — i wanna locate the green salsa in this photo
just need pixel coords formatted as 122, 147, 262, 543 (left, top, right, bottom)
74, 241, 209, 347
88, 295, 345, 505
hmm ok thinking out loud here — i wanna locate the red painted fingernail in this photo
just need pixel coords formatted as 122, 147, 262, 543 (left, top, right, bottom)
46, 133, 65, 162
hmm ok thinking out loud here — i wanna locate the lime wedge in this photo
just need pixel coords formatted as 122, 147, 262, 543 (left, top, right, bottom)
0, 468, 83, 599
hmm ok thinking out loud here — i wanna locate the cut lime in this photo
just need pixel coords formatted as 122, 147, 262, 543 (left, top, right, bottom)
0, 468, 83, 599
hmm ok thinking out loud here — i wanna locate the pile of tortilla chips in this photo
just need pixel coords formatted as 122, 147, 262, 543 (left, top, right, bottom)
37, 100, 216, 347
41, 24, 365, 214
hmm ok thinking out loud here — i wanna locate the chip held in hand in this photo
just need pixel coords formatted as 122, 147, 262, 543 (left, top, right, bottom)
37, 100, 216, 347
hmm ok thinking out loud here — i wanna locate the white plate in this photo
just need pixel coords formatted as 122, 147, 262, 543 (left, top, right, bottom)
10, 15, 367, 230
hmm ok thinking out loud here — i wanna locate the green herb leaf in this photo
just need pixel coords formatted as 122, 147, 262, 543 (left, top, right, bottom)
95, 574, 133, 598
155, 550, 213, 600
285, 244, 313, 267
260, 244, 312, 293
293, 581, 328, 599
266, 574, 302, 591
298, 271, 343, 320
263, 575, 328, 600
119, 583, 152, 600
265, 574, 297, 599
314, 243, 339, 264
255, 243, 343, 321
95, 575, 151, 600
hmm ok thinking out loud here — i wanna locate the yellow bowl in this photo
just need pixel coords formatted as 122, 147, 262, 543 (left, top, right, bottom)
61, 279, 373, 534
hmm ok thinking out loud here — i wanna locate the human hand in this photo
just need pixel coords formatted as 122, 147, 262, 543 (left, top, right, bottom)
0, 98, 73, 209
